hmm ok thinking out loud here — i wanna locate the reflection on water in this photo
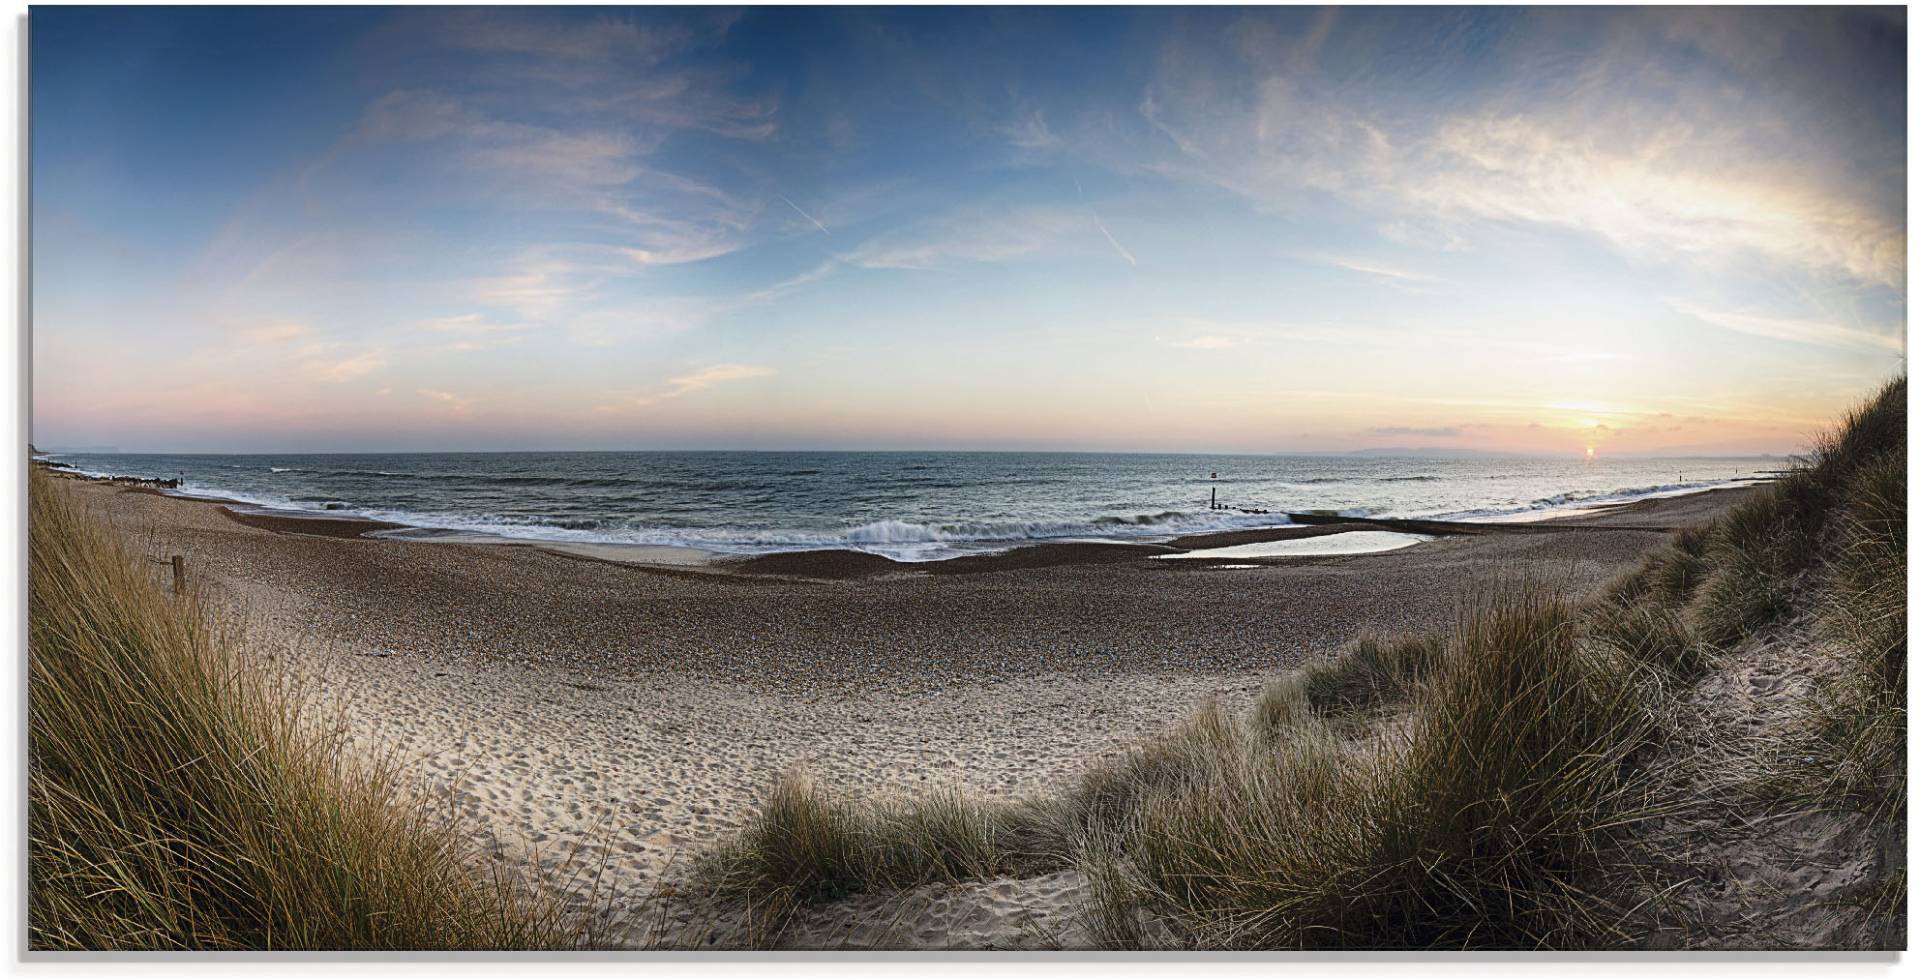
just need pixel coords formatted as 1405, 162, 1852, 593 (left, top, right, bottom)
1156, 531, 1433, 560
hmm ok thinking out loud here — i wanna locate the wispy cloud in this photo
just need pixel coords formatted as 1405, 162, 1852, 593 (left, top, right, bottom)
414, 313, 536, 352
301, 349, 387, 383
410, 7, 773, 138
601, 363, 775, 410
1001, 109, 1058, 150
467, 127, 644, 187
1406, 114, 1904, 289
240, 321, 313, 344
345, 90, 760, 266
416, 313, 525, 335
434, 8, 703, 64
1303, 254, 1443, 287
417, 388, 478, 414
851, 206, 1120, 271
1379, 220, 1468, 253
779, 194, 831, 235
1166, 335, 1239, 350
1137, 8, 1905, 289
1153, 318, 1430, 352
1670, 302, 1906, 355
1093, 214, 1137, 268
466, 259, 591, 319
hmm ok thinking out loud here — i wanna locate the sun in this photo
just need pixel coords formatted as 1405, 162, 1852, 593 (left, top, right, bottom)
1585, 445, 1596, 462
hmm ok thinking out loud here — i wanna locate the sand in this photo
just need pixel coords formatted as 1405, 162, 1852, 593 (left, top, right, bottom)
1624, 614, 1897, 950
52, 474, 1760, 948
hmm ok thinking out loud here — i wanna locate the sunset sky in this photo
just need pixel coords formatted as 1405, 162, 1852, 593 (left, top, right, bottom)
31, 6, 1907, 455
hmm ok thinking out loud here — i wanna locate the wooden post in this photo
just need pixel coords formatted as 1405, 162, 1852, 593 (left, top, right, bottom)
1210, 487, 1217, 510
171, 555, 185, 595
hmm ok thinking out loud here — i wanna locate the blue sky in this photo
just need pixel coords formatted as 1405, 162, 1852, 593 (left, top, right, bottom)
30, 6, 1908, 454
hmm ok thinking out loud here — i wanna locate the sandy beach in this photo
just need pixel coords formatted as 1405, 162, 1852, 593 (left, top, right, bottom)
58, 475, 1760, 947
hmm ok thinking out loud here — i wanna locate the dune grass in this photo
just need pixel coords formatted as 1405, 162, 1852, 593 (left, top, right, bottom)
695, 378, 1906, 950
1686, 379, 1904, 652
1290, 633, 1448, 717
1080, 590, 1662, 949
1787, 380, 1907, 826
29, 472, 579, 950
696, 772, 1072, 907
1587, 597, 1708, 683
1686, 481, 1817, 648
1812, 450, 1906, 822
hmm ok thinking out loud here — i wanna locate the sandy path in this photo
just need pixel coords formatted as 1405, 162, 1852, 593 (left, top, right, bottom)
1626, 615, 1894, 950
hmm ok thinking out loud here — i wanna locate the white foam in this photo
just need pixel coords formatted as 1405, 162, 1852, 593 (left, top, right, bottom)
342, 509, 1301, 562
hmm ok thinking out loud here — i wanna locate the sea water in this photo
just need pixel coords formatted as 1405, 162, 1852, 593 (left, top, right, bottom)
42, 450, 1777, 561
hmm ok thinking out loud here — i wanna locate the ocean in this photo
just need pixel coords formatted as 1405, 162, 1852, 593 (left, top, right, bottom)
42, 450, 1780, 562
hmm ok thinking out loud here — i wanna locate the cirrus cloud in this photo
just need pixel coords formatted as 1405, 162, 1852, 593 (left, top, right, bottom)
599, 363, 776, 410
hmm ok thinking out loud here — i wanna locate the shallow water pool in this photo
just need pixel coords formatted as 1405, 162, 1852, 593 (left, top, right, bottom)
1155, 530, 1434, 560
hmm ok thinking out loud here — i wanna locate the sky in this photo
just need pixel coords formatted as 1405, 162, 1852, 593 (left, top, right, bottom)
30, 6, 1908, 456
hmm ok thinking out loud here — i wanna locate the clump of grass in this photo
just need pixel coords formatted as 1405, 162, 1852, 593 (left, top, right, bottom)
694, 770, 1071, 922
1587, 601, 1707, 682
29, 473, 576, 950
1294, 633, 1448, 716
1062, 703, 1243, 836
1810, 378, 1906, 484
1251, 674, 1313, 735
1688, 484, 1815, 647
1690, 378, 1906, 650
1078, 703, 1359, 949
1653, 527, 1712, 601
1606, 526, 1712, 612
1084, 590, 1658, 949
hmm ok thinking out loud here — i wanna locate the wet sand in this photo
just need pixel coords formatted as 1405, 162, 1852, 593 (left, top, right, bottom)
50, 473, 1759, 947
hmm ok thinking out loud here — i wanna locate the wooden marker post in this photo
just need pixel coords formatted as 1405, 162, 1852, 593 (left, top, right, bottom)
1210, 487, 1217, 510
171, 555, 185, 595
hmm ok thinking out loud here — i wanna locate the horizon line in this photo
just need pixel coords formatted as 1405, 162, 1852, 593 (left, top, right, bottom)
34, 445, 1797, 461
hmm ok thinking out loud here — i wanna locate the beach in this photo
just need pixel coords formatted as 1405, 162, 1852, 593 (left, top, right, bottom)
55, 474, 1760, 947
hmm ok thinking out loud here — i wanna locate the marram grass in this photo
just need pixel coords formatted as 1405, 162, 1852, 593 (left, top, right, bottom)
29, 472, 580, 950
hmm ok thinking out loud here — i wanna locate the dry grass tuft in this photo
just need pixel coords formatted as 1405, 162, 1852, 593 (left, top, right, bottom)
1080, 590, 1658, 949
29, 472, 580, 950
691, 769, 1073, 941
1294, 633, 1448, 716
